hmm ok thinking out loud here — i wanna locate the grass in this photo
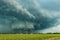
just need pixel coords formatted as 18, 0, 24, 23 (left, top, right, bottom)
0, 34, 60, 40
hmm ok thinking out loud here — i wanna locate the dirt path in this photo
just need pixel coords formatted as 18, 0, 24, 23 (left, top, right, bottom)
45, 38, 60, 40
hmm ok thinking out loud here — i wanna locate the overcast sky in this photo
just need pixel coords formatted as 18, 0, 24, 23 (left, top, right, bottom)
0, 0, 60, 33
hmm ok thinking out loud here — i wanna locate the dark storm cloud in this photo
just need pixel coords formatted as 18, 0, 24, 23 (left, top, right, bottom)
0, 0, 36, 33
0, 0, 59, 33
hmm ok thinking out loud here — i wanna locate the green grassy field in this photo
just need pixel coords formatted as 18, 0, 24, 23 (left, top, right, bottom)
0, 34, 60, 40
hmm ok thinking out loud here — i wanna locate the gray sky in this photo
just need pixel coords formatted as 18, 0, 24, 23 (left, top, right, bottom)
0, 0, 60, 33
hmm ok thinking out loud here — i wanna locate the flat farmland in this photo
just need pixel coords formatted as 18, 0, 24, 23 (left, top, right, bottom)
0, 34, 60, 40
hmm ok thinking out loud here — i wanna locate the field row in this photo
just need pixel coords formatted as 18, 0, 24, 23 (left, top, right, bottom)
0, 34, 60, 40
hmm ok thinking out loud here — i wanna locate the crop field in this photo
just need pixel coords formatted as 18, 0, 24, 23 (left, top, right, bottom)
0, 34, 60, 40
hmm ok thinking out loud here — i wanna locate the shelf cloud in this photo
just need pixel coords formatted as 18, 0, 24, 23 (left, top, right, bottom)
0, 0, 60, 33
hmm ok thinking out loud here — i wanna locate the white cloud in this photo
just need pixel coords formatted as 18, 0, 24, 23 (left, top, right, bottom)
40, 24, 60, 33
40, 9, 60, 18
3, 0, 35, 19
33, 0, 60, 19
12, 21, 34, 29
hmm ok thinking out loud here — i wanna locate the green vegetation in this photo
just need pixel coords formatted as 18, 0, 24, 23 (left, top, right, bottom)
0, 34, 60, 40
